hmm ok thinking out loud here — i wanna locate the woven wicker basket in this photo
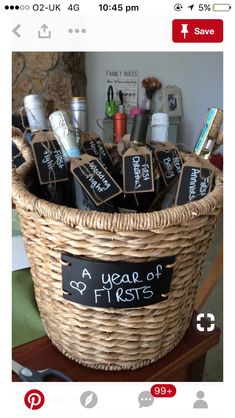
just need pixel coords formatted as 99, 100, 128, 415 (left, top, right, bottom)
12, 128, 223, 371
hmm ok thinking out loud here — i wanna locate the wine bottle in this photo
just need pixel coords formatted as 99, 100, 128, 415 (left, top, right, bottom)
112, 113, 156, 213
150, 113, 169, 145
153, 109, 223, 210
149, 179, 178, 211
70, 97, 87, 143
23, 94, 49, 133
49, 110, 116, 213
23, 94, 72, 205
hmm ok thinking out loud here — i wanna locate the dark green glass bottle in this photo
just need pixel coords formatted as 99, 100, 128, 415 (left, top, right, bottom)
112, 113, 156, 213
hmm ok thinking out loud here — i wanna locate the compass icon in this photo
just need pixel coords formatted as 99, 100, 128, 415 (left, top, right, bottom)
80, 391, 98, 408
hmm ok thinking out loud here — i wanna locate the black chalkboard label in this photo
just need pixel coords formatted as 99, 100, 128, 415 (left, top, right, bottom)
62, 254, 175, 309
70, 155, 122, 206
81, 132, 114, 172
123, 147, 154, 193
155, 145, 182, 186
32, 135, 68, 185
175, 158, 213, 205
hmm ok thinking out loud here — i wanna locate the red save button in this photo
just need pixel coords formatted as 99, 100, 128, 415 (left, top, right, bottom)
172, 19, 223, 43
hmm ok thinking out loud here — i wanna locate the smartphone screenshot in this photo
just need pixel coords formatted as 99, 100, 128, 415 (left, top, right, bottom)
0, 0, 233, 416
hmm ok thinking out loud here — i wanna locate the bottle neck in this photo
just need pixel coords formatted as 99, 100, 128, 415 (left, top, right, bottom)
24, 95, 49, 132
49, 111, 81, 160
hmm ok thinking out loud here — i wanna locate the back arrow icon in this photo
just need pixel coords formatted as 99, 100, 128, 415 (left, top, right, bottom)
12, 24, 21, 38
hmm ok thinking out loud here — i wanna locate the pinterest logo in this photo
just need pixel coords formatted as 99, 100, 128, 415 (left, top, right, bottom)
24, 389, 45, 410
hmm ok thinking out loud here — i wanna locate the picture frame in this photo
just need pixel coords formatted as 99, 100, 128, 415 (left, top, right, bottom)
163, 85, 183, 117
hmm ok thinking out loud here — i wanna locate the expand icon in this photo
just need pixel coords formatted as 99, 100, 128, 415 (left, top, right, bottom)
195, 313, 216, 335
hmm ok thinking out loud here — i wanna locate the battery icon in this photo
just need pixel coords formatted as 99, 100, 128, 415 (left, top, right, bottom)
213, 3, 231, 11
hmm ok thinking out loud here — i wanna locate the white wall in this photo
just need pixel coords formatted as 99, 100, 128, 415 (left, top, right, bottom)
85, 52, 223, 151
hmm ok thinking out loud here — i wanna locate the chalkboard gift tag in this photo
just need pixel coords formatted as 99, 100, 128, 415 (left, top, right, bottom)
62, 254, 176, 309
32, 131, 68, 185
122, 146, 154, 193
154, 142, 183, 186
175, 156, 214, 205
80, 131, 114, 173
70, 154, 122, 206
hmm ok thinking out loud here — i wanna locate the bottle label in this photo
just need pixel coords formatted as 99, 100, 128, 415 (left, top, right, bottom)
175, 156, 214, 205
62, 253, 175, 309
80, 132, 114, 172
70, 155, 122, 206
32, 132, 68, 185
122, 146, 154, 193
154, 142, 183, 186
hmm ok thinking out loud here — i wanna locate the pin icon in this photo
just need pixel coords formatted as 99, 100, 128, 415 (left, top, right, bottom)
181, 24, 189, 39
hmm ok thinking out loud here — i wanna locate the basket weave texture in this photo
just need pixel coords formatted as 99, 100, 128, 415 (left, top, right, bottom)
12, 128, 223, 371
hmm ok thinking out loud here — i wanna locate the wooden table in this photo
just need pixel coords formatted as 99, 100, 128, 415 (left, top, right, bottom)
12, 313, 220, 382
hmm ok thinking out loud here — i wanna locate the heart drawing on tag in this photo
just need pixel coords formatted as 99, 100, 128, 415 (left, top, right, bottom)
70, 281, 87, 295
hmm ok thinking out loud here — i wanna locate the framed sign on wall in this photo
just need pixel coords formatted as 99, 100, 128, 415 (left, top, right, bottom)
105, 69, 139, 115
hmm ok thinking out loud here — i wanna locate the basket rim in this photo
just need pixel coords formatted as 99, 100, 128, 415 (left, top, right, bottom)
12, 157, 223, 231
